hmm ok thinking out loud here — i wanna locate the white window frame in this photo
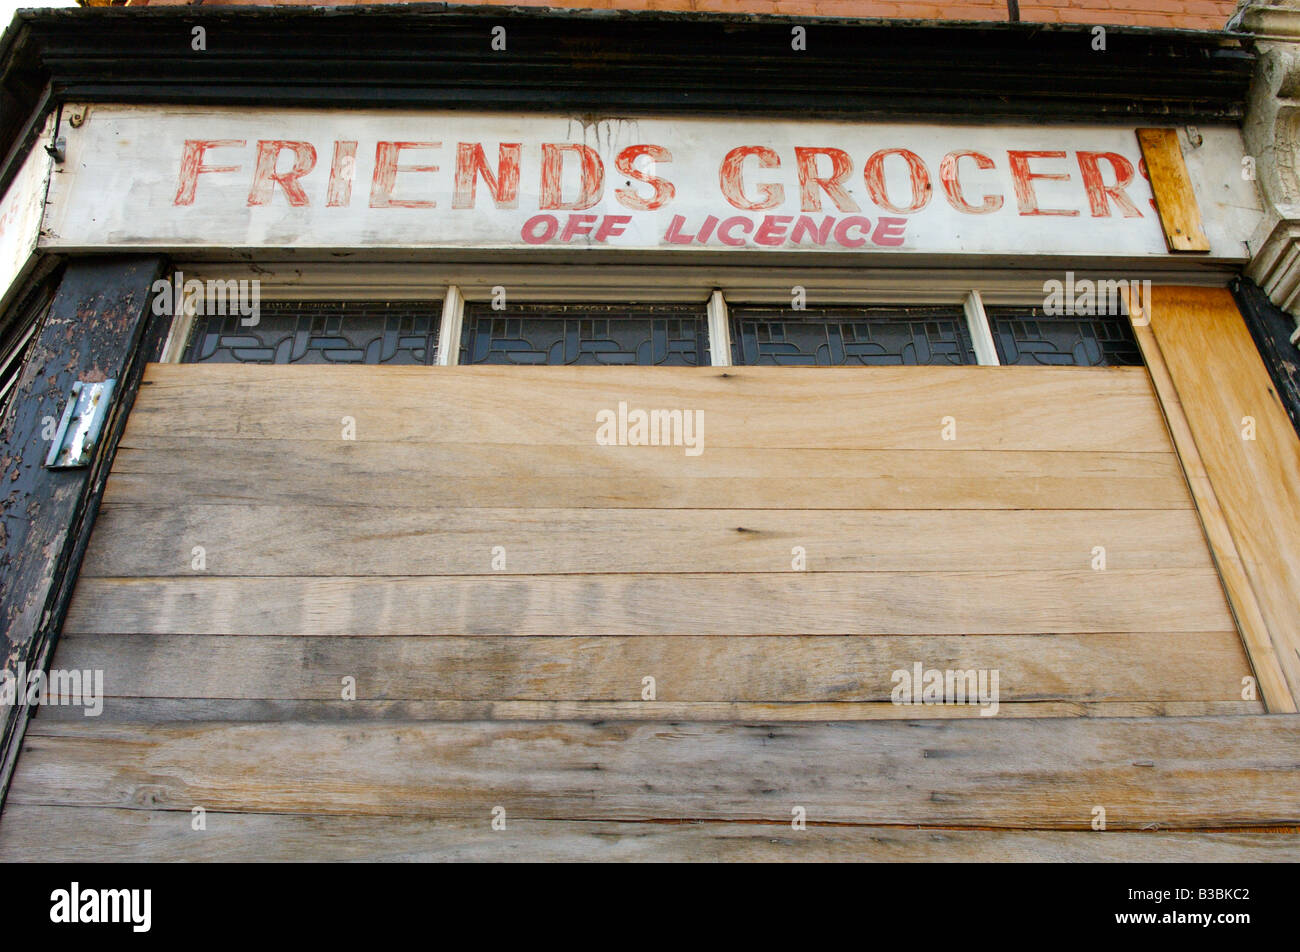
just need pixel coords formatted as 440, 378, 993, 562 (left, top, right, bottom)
162, 261, 1231, 366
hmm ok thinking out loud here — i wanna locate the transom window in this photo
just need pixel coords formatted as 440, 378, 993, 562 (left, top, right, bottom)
183, 301, 441, 365
459, 303, 709, 366
175, 288, 1145, 370
729, 306, 977, 367
985, 307, 1143, 367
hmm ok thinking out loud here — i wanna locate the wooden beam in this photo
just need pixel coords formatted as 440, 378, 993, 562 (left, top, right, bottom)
101, 441, 1194, 511
62, 569, 1234, 636
79, 506, 1216, 576
8, 716, 1299, 829
2, 806, 1294, 862
123, 363, 1173, 452
26, 697, 1266, 724
0, 256, 168, 807
50, 631, 1253, 705
1136, 128, 1211, 253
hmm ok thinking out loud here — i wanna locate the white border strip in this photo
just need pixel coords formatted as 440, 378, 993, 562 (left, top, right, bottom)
964, 289, 999, 366
437, 284, 465, 366
158, 284, 200, 364
706, 290, 731, 367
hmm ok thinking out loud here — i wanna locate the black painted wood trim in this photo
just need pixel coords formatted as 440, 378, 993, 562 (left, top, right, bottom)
0, 6, 1256, 199
0, 255, 168, 808
1230, 276, 1300, 441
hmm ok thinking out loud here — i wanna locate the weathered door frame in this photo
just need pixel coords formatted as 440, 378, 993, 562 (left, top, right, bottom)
0, 255, 169, 807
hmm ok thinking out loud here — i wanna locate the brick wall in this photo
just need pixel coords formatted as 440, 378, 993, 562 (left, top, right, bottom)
116, 0, 1240, 32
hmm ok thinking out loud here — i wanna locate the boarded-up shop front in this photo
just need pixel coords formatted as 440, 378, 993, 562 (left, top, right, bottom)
1, 9, 1298, 861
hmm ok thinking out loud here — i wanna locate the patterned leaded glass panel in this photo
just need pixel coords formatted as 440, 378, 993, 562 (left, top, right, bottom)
182, 301, 442, 364
459, 303, 710, 366
729, 306, 976, 366
986, 307, 1143, 367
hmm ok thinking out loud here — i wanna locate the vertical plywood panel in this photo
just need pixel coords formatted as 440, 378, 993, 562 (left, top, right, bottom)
1147, 286, 1300, 709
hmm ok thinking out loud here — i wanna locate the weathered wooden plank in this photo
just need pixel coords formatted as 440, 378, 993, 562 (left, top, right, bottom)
124, 362, 1172, 452
1125, 285, 1295, 713
2, 806, 1295, 863
100, 441, 1192, 511
80, 505, 1215, 577
10, 716, 1300, 828
1148, 287, 1300, 709
62, 570, 1236, 636
28, 698, 1267, 723
1136, 128, 1211, 253
0, 256, 168, 807
51, 632, 1252, 703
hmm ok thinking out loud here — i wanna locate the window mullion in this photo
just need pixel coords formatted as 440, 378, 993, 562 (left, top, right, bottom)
964, 289, 999, 366
437, 284, 465, 366
707, 289, 732, 367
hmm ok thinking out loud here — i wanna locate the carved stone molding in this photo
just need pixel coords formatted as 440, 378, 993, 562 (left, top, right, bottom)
1242, 9, 1300, 338
1234, 1, 1300, 39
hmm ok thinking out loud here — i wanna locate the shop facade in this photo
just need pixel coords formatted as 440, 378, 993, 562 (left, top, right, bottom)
0, 6, 1297, 859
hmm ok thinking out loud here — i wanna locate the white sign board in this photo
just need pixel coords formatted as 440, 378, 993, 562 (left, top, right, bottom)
0, 116, 54, 310
40, 105, 1256, 260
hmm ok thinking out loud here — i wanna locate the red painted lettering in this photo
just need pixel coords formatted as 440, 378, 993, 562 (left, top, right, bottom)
794, 147, 860, 212
719, 146, 784, 211
615, 145, 675, 211
754, 215, 793, 246
1076, 151, 1142, 218
370, 142, 440, 209
1137, 159, 1159, 212
1007, 150, 1078, 217
453, 143, 521, 209
594, 215, 632, 241
540, 143, 604, 210
833, 216, 872, 248
521, 214, 559, 244
864, 149, 932, 214
561, 214, 599, 241
790, 215, 836, 245
174, 139, 245, 205
664, 214, 695, 245
247, 140, 317, 207
718, 216, 754, 246
326, 141, 357, 208
872, 217, 907, 246
939, 150, 1003, 214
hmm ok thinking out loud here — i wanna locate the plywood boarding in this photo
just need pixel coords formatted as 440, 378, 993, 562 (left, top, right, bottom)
26, 698, 1263, 723
1124, 287, 1295, 712
56, 363, 1246, 703
1146, 287, 1300, 710
125, 363, 1172, 450
51, 632, 1252, 704
80, 507, 1213, 576
3, 806, 1296, 863
98, 443, 1192, 510
3, 360, 1281, 859
5, 717, 1299, 833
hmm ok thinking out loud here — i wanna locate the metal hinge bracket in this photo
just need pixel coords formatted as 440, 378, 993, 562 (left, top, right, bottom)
43, 379, 115, 470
